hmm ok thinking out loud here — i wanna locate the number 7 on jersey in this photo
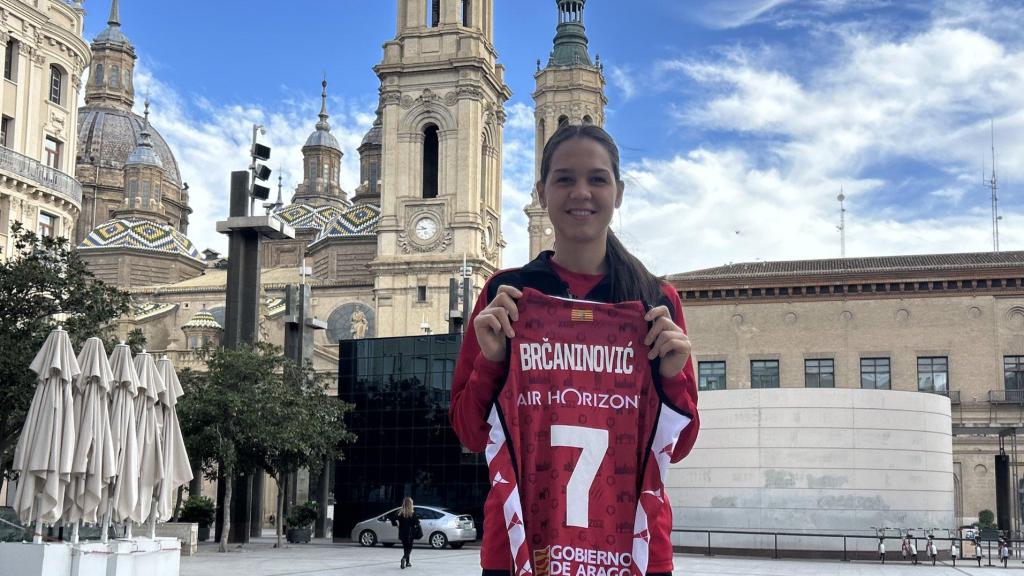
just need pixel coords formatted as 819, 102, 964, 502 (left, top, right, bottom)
550, 425, 609, 528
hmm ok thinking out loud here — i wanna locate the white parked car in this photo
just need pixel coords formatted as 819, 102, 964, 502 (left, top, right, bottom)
350, 505, 476, 549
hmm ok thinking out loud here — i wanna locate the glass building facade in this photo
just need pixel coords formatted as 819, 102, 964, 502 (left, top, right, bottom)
333, 333, 489, 540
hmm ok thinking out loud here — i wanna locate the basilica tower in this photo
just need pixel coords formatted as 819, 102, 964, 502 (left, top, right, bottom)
525, 0, 607, 257
370, 0, 511, 337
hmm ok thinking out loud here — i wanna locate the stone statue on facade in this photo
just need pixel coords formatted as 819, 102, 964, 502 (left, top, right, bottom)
350, 309, 368, 340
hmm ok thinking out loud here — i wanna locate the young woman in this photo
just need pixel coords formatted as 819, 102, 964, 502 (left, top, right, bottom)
391, 497, 421, 569
450, 124, 700, 576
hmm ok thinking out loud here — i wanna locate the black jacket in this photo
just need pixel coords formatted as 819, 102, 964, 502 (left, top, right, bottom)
392, 512, 421, 542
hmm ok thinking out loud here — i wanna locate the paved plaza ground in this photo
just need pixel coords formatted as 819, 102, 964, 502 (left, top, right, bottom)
179, 537, 1024, 576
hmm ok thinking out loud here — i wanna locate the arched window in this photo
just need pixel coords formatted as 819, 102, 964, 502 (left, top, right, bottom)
127, 178, 139, 206
583, 115, 593, 125
558, 115, 569, 128
49, 66, 63, 105
422, 124, 439, 199
110, 64, 120, 88
93, 63, 104, 86
461, 0, 472, 26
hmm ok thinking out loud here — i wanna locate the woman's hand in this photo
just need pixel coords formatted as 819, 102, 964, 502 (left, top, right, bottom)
643, 305, 692, 379
474, 285, 523, 362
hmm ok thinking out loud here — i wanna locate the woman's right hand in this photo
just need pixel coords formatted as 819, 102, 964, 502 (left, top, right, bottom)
474, 285, 522, 362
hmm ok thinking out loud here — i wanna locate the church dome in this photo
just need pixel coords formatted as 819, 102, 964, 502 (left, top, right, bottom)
78, 107, 182, 185
272, 202, 346, 232
305, 129, 340, 151
360, 113, 382, 148
79, 217, 202, 261
303, 79, 341, 152
310, 204, 381, 247
182, 309, 222, 331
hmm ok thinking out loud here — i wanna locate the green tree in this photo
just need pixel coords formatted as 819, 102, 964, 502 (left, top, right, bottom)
0, 222, 132, 477
260, 360, 354, 547
177, 343, 353, 551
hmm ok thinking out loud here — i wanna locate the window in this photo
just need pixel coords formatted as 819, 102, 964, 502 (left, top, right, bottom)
558, 115, 569, 128
422, 125, 439, 199
368, 161, 379, 195
429, 0, 441, 26
1, 116, 12, 148
461, 0, 472, 25
861, 358, 891, 389
93, 63, 104, 86
583, 115, 593, 125
751, 360, 779, 388
1006, 356, 1024, 400
110, 64, 120, 88
43, 137, 62, 169
49, 66, 63, 105
38, 212, 56, 238
417, 285, 428, 303
805, 359, 834, 388
698, 361, 726, 391
4, 39, 16, 82
917, 357, 948, 393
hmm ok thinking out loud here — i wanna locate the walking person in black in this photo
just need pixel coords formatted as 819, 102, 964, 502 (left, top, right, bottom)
392, 497, 422, 569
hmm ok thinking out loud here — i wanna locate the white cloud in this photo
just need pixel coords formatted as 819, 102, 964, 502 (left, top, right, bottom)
616, 17, 1024, 274
132, 62, 375, 255
499, 102, 538, 267
607, 65, 637, 100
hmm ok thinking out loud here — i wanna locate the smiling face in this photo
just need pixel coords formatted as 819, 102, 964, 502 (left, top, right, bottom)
537, 137, 624, 249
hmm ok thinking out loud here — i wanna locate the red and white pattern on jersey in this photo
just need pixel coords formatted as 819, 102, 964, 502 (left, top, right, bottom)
486, 407, 532, 576
483, 288, 693, 576
632, 406, 691, 574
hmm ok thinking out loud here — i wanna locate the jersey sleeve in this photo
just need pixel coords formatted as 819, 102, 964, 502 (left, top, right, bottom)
449, 280, 509, 452
659, 283, 701, 463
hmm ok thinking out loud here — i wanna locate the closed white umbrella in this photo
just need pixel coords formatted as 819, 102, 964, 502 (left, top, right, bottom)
132, 350, 165, 526
11, 327, 80, 541
107, 342, 140, 529
156, 356, 192, 522
64, 337, 116, 531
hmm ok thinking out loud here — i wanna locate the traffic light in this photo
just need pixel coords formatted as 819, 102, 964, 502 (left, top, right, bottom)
250, 139, 272, 201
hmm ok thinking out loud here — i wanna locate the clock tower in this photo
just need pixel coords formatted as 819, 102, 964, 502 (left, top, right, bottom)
370, 0, 511, 337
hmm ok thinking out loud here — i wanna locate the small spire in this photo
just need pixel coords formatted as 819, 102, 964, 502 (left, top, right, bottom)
139, 99, 153, 146
108, 0, 120, 27
316, 78, 330, 132
276, 172, 284, 205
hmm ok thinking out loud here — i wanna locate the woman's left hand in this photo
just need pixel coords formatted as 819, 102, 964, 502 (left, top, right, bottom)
643, 305, 692, 379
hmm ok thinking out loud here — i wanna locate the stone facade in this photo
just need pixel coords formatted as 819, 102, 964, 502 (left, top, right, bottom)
369, 0, 510, 337
668, 252, 1024, 529
0, 0, 90, 257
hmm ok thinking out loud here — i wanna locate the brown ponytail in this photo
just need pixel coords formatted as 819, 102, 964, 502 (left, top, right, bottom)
540, 124, 665, 306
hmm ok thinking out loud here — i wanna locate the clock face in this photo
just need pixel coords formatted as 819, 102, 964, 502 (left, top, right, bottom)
414, 216, 438, 240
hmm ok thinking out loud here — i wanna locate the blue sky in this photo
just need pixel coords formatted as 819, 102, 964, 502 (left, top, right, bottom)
83, 0, 1024, 275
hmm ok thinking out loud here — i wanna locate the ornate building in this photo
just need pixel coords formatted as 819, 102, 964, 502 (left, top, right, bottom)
524, 0, 607, 257
0, 0, 90, 258
74, 0, 202, 287
667, 252, 1024, 535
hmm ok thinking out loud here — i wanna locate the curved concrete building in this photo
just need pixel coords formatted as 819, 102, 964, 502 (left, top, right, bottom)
669, 388, 954, 552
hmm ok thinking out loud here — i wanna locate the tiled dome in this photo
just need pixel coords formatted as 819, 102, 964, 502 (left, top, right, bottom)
311, 204, 381, 246
79, 217, 201, 261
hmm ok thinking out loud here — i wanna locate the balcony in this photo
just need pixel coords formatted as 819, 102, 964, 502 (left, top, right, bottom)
988, 389, 1024, 404
0, 145, 82, 207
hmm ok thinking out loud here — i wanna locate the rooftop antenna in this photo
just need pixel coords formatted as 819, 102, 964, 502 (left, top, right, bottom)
837, 188, 846, 258
984, 119, 1001, 252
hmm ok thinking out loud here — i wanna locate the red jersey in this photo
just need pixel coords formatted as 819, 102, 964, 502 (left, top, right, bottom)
452, 252, 700, 573
485, 289, 692, 576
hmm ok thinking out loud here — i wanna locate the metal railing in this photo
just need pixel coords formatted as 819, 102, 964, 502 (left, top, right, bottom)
990, 389, 1024, 404
0, 145, 82, 206
672, 527, 1015, 565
